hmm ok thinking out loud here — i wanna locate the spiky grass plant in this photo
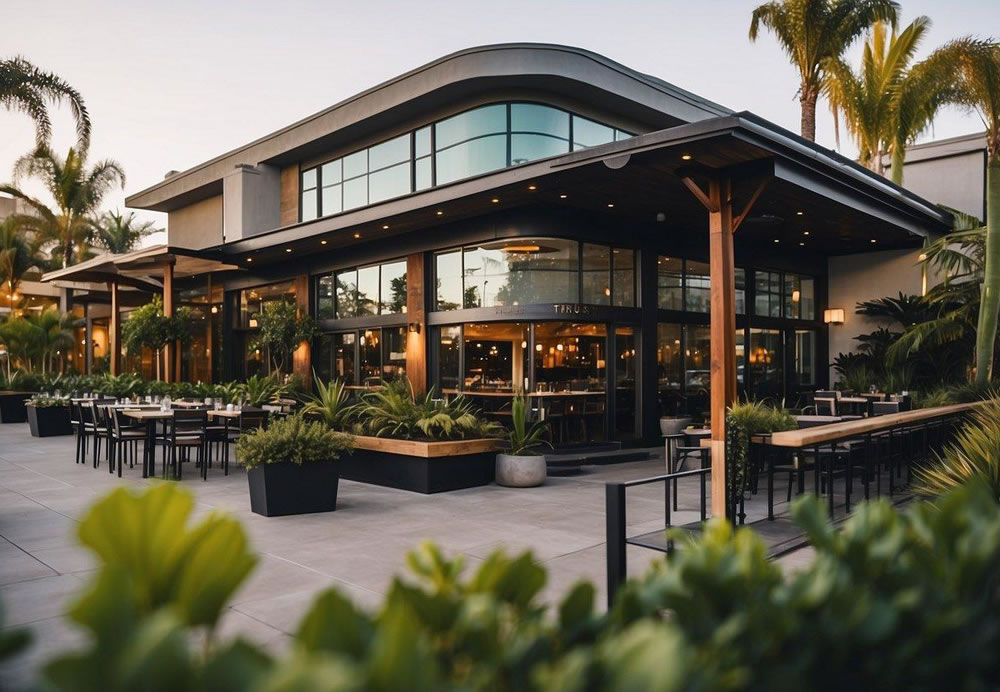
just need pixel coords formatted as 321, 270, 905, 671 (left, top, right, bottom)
915, 395, 1000, 501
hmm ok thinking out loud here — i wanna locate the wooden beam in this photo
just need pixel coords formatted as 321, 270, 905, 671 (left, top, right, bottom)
680, 175, 717, 212
405, 253, 427, 396
108, 281, 120, 376
732, 177, 770, 233
293, 273, 311, 388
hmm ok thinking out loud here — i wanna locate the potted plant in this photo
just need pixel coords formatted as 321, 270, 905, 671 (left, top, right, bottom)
302, 372, 355, 429
238, 374, 285, 408
26, 395, 74, 437
236, 413, 354, 517
495, 394, 550, 487
659, 415, 693, 435
340, 379, 503, 493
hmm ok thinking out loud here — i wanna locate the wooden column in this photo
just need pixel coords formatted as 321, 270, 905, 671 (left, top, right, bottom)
708, 177, 737, 518
109, 281, 120, 376
293, 273, 311, 388
162, 263, 175, 382
405, 252, 427, 395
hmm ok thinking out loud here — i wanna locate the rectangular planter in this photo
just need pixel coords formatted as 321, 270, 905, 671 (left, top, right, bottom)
339, 437, 498, 494
0, 392, 30, 424
247, 460, 340, 517
27, 405, 73, 437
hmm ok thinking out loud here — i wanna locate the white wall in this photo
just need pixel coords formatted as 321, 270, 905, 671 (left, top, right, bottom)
827, 248, 926, 382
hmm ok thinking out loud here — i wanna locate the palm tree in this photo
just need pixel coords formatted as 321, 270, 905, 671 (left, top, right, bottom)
950, 40, 1000, 386
0, 308, 76, 374
93, 209, 159, 255
0, 146, 124, 268
749, 0, 900, 142
0, 217, 44, 308
0, 56, 90, 148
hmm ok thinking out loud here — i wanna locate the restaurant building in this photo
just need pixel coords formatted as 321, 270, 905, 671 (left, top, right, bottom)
44, 44, 951, 447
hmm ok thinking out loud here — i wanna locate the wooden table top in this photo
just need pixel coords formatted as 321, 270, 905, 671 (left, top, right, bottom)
171, 400, 211, 408
442, 389, 605, 398
122, 409, 174, 420
795, 415, 843, 423
684, 428, 711, 438
818, 396, 869, 405
206, 409, 242, 419
768, 402, 978, 448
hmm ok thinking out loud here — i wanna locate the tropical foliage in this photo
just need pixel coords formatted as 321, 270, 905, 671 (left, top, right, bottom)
236, 413, 353, 470
120, 296, 193, 381
506, 393, 550, 455
356, 378, 502, 441
302, 372, 355, 430
748, 0, 899, 141
236, 374, 285, 407
0, 308, 78, 376
0, 55, 90, 148
8, 479, 999, 690
726, 399, 797, 507
92, 209, 159, 254
0, 215, 44, 299
0, 145, 124, 268
915, 393, 1000, 499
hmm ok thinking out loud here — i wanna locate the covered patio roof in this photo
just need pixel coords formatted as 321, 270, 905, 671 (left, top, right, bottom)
40, 245, 241, 290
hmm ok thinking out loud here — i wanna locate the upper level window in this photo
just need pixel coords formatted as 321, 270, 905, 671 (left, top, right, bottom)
236, 281, 296, 329
316, 259, 407, 320
657, 257, 746, 314
434, 238, 634, 311
299, 102, 634, 222
783, 273, 815, 320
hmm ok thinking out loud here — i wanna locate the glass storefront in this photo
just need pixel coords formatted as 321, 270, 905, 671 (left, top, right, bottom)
315, 326, 406, 388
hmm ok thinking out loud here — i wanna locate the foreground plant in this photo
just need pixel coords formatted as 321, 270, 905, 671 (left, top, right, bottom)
302, 371, 355, 430
19, 479, 1000, 690
915, 394, 1000, 500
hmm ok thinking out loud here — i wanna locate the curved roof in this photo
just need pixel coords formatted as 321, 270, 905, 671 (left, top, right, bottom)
126, 43, 731, 211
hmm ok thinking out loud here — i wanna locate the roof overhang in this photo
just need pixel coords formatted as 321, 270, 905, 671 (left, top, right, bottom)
41, 245, 241, 289
216, 112, 950, 266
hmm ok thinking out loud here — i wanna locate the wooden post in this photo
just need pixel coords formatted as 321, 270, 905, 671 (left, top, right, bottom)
163, 263, 175, 382
109, 281, 120, 376
405, 253, 427, 395
293, 273, 311, 388
708, 176, 737, 519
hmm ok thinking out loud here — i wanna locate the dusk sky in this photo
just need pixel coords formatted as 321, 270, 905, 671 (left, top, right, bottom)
2, 0, 996, 245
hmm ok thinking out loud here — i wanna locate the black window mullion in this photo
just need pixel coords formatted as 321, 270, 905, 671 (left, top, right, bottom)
505, 103, 512, 168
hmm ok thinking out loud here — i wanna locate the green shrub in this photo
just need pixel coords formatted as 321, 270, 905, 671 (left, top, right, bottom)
18, 480, 1000, 690
236, 413, 353, 470
26, 394, 68, 408
357, 378, 501, 441
237, 374, 285, 407
725, 400, 796, 506
302, 372, 355, 430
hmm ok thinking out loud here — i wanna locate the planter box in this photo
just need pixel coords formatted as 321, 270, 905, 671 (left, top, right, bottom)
339, 436, 498, 494
27, 405, 73, 437
0, 392, 31, 424
247, 460, 340, 517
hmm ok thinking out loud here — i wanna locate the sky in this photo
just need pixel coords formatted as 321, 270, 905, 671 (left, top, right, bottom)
1, 0, 996, 246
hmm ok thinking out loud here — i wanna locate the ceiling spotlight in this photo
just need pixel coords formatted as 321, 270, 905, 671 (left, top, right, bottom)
773, 239, 780, 244
607, 203, 615, 208
799, 242, 805, 246
559, 194, 567, 199
321, 239, 328, 245
528, 185, 537, 191
491, 198, 499, 203
803, 231, 810, 236
681, 153, 692, 161
656, 212, 666, 222
354, 232, 361, 239
870, 239, 877, 244
436, 210, 443, 216
246, 258, 253, 263
796, 211, 804, 216
382, 224, 389, 230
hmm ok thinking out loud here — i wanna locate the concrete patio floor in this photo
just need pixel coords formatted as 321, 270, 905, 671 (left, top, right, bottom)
0, 422, 811, 688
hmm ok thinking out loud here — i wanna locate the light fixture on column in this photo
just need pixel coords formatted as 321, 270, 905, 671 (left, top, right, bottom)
823, 308, 845, 324
407, 322, 421, 334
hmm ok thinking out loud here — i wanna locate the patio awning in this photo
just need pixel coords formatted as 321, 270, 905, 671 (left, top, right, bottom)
40, 245, 241, 290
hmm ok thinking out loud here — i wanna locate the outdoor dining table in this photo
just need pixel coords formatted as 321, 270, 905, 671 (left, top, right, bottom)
122, 408, 174, 478
206, 409, 243, 472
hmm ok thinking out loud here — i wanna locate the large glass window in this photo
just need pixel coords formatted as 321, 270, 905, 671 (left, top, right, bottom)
750, 328, 784, 400
359, 329, 381, 385
437, 326, 461, 392
314, 332, 357, 386
685, 261, 711, 312
236, 281, 296, 329
457, 238, 579, 309
319, 260, 408, 320
754, 270, 782, 318
464, 322, 530, 392
657, 323, 684, 415
784, 274, 816, 320
612, 249, 635, 307
435, 251, 464, 311
657, 257, 684, 310
300, 102, 633, 219
581, 243, 610, 305
381, 326, 407, 381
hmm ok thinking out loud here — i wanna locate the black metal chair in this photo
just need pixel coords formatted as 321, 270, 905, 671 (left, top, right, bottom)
108, 408, 147, 477
160, 410, 207, 480
84, 402, 109, 468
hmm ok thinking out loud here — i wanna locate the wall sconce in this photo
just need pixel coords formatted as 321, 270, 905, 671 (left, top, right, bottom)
407, 322, 421, 334
823, 308, 845, 324
248, 318, 258, 328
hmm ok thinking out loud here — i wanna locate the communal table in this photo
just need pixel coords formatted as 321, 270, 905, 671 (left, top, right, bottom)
122, 409, 174, 478
762, 402, 980, 519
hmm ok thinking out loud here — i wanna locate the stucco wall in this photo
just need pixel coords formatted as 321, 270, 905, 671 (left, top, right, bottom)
898, 151, 986, 221
166, 195, 223, 249
827, 248, 926, 382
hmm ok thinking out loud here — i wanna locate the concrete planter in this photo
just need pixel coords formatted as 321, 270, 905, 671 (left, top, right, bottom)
247, 460, 340, 517
340, 436, 498, 494
495, 453, 546, 487
659, 416, 692, 436
27, 405, 73, 437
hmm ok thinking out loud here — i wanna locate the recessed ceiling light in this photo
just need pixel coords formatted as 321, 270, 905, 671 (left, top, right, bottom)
681, 153, 692, 161
803, 231, 810, 236
528, 185, 537, 191
321, 240, 327, 245
285, 248, 292, 253
774, 239, 780, 244
559, 194, 567, 199
607, 203, 615, 208
799, 242, 805, 246
246, 257, 252, 262
796, 211, 804, 216
436, 210, 443, 216
354, 232, 361, 239
870, 239, 877, 244
491, 198, 499, 203
382, 224, 389, 230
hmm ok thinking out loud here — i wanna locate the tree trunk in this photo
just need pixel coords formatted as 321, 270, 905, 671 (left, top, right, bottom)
890, 144, 906, 185
799, 84, 818, 142
975, 154, 1000, 386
